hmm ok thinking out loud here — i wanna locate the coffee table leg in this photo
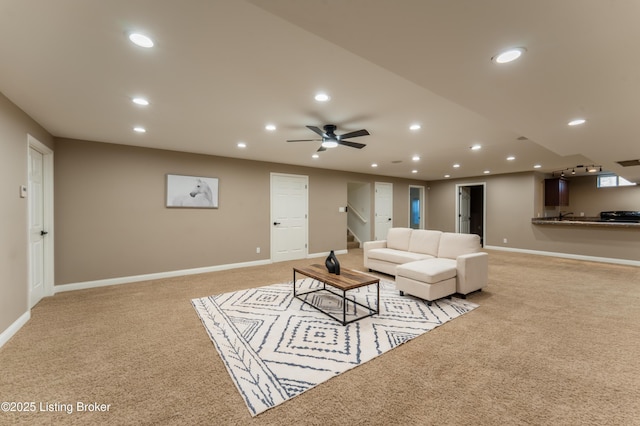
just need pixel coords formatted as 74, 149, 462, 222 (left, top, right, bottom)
343, 289, 347, 325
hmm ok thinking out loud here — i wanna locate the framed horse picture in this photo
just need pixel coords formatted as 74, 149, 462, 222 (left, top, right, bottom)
166, 174, 219, 208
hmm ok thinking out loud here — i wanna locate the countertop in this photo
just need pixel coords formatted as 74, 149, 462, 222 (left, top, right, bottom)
531, 217, 640, 228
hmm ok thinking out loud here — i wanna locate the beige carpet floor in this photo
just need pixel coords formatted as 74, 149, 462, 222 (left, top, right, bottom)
1, 249, 639, 425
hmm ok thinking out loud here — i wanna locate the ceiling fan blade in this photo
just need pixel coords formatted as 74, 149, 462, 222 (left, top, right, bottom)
338, 140, 366, 149
317, 145, 327, 152
306, 125, 327, 138
287, 138, 321, 142
339, 129, 369, 139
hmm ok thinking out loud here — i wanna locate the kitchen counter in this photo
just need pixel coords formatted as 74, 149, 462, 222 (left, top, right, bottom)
532, 217, 640, 228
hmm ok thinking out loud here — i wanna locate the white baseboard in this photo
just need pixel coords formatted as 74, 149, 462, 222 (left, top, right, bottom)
0, 310, 30, 349
54, 251, 351, 294
55, 259, 273, 293
484, 245, 640, 267
308, 249, 348, 259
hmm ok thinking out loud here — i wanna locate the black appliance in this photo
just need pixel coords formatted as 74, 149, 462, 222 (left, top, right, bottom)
599, 211, 640, 223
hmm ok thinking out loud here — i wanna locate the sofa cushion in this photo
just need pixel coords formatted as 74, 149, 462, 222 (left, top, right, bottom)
408, 230, 442, 256
386, 228, 413, 251
397, 259, 457, 283
437, 233, 481, 260
367, 248, 433, 265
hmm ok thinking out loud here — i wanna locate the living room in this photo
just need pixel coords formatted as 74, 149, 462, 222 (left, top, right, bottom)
1, 2, 640, 424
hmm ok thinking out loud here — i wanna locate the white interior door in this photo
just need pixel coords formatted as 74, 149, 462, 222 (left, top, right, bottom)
271, 173, 308, 262
28, 147, 45, 307
374, 182, 393, 240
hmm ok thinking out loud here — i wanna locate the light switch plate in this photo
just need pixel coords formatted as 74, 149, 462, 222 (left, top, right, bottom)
20, 185, 27, 198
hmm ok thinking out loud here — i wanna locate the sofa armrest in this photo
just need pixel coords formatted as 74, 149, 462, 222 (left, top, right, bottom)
363, 240, 387, 266
456, 252, 488, 295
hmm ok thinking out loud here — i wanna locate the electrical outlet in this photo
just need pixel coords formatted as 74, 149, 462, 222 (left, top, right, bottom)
503, 238, 508, 244
256, 247, 260, 254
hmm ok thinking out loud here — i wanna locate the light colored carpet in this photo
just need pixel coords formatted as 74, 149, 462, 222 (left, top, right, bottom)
192, 278, 478, 416
0, 249, 639, 425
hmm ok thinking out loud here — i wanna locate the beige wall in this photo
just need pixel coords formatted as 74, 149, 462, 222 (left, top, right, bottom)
427, 172, 640, 262
0, 92, 53, 334
54, 138, 424, 285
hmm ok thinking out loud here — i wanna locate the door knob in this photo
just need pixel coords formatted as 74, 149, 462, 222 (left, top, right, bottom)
40, 230, 48, 236
273, 222, 281, 226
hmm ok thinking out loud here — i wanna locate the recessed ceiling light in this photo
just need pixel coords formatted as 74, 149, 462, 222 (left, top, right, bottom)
237, 142, 247, 148
312, 154, 319, 159
534, 164, 542, 169
471, 144, 482, 151
411, 170, 418, 174
453, 163, 460, 168
483, 170, 491, 174
265, 124, 276, 131
412, 155, 420, 161
371, 163, 378, 168
507, 156, 516, 161
314, 93, 330, 102
132, 97, 149, 106
133, 126, 146, 133
568, 118, 586, 126
492, 47, 526, 64
409, 124, 421, 131
444, 174, 451, 178
128, 33, 154, 48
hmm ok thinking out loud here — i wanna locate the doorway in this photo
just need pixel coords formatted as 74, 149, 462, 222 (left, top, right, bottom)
27, 135, 54, 307
455, 182, 485, 245
270, 173, 308, 262
409, 185, 425, 229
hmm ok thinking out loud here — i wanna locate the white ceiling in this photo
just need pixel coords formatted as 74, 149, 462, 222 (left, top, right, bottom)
1, 0, 639, 182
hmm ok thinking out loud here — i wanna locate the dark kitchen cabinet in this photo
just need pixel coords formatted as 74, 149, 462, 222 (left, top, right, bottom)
545, 177, 569, 206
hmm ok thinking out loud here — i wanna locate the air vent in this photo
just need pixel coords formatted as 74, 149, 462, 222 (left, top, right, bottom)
616, 159, 640, 167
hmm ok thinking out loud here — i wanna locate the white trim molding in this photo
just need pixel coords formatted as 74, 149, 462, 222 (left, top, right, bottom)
55, 259, 272, 293
54, 251, 350, 294
485, 245, 640, 267
0, 311, 30, 349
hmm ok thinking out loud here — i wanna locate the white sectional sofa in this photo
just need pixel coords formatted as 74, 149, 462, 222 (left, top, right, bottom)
363, 228, 488, 303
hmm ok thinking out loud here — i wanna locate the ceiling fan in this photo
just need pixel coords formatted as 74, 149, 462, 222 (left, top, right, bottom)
287, 124, 370, 151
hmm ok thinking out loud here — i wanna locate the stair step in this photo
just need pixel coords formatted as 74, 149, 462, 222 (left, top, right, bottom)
347, 229, 359, 249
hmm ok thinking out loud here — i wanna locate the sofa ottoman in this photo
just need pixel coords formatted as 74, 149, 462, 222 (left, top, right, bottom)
396, 259, 457, 304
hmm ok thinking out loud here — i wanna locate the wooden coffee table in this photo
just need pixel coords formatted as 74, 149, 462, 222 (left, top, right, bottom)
293, 264, 380, 325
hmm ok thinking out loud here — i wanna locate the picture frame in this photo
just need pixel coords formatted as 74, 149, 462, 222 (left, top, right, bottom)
166, 174, 219, 208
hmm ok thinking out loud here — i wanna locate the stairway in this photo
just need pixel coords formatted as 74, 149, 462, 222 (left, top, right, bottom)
347, 229, 360, 250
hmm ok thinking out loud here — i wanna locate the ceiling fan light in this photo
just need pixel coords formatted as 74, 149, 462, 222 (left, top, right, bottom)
321, 140, 338, 148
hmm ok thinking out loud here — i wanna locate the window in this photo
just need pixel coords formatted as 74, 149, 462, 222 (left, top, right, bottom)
597, 174, 636, 188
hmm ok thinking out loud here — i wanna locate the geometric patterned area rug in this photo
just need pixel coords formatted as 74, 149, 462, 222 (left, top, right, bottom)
191, 278, 478, 416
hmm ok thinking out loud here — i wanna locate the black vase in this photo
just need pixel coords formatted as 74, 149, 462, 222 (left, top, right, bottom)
325, 250, 341, 275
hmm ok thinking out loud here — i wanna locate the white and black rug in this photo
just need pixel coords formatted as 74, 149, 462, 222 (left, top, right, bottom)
191, 278, 478, 416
